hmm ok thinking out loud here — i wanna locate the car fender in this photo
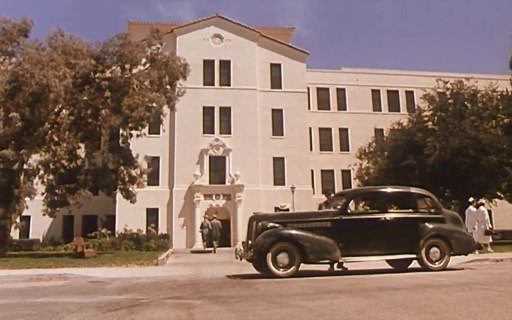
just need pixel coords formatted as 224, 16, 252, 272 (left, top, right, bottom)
253, 227, 341, 263
418, 223, 477, 255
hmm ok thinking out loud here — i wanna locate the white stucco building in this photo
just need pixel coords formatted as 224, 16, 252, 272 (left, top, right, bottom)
12, 14, 512, 248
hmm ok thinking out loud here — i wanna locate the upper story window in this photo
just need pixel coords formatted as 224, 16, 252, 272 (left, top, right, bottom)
319, 127, 333, 152
203, 59, 215, 86
405, 90, 416, 113
387, 90, 401, 112
317, 87, 331, 111
311, 169, 315, 194
147, 156, 160, 186
209, 156, 226, 185
341, 169, 352, 190
271, 109, 284, 137
203, 106, 215, 135
372, 89, 382, 112
219, 60, 231, 87
336, 88, 347, 111
339, 128, 350, 152
375, 128, 385, 146
270, 63, 282, 89
219, 107, 232, 135
308, 127, 313, 152
148, 112, 162, 135
307, 87, 311, 110
273, 157, 286, 186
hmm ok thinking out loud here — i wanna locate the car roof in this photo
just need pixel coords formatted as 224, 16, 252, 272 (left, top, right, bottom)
335, 186, 436, 198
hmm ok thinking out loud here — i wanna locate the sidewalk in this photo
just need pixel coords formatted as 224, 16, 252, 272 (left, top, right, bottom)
1, 249, 511, 281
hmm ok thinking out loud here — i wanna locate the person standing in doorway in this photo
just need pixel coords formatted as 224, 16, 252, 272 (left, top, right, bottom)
199, 215, 211, 250
475, 199, 494, 253
210, 214, 222, 254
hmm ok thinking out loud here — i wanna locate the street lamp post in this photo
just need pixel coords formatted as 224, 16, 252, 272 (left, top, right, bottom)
290, 185, 296, 211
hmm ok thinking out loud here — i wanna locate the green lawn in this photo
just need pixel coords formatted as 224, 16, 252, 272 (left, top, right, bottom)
0, 251, 162, 269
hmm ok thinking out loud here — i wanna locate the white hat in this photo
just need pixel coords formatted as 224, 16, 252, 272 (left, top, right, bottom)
468, 197, 475, 203
477, 199, 485, 205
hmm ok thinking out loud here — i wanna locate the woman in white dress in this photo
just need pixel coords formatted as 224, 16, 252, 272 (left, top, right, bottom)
474, 199, 493, 252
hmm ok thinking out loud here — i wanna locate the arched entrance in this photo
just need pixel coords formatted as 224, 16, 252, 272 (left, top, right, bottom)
204, 206, 231, 247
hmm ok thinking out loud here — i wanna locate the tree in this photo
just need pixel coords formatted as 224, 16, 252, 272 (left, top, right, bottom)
0, 18, 189, 255
355, 79, 512, 211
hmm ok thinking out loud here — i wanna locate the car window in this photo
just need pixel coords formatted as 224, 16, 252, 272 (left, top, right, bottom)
346, 192, 385, 214
416, 195, 440, 214
386, 192, 416, 213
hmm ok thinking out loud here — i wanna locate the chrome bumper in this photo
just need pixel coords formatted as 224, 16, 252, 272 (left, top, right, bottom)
234, 241, 253, 261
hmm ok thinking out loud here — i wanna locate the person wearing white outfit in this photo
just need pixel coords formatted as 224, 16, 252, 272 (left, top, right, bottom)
464, 197, 477, 235
474, 199, 493, 252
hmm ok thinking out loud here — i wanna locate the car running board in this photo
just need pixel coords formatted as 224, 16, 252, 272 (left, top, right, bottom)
342, 254, 417, 263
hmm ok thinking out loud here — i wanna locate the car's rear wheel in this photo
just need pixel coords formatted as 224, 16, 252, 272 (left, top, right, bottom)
418, 238, 451, 271
265, 242, 301, 278
386, 258, 413, 271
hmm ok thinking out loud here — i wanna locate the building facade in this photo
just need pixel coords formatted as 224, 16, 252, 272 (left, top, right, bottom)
11, 15, 512, 248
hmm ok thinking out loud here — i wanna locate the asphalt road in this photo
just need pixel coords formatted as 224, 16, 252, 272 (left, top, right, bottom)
0, 260, 511, 320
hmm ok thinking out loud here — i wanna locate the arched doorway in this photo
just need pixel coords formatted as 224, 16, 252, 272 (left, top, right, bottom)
205, 206, 231, 247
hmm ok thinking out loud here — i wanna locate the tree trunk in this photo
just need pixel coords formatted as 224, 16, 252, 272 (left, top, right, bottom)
0, 168, 16, 257
0, 213, 11, 257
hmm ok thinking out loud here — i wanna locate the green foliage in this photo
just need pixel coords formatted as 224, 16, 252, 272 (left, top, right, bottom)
356, 79, 512, 209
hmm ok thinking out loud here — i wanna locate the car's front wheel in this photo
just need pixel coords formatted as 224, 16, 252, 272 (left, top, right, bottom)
386, 258, 413, 271
418, 238, 451, 271
265, 242, 301, 278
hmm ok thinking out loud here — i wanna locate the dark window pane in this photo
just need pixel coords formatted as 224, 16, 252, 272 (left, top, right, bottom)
203, 106, 215, 135
273, 157, 285, 186
321, 170, 335, 195
219, 60, 231, 87
19, 216, 30, 239
406, 90, 416, 113
375, 128, 385, 146
341, 169, 352, 190
309, 127, 313, 151
103, 215, 116, 234
148, 112, 162, 135
319, 128, 333, 152
307, 87, 311, 110
62, 215, 74, 243
372, 89, 382, 112
209, 156, 226, 185
311, 169, 315, 194
81, 215, 98, 238
387, 90, 400, 112
219, 107, 231, 135
147, 156, 160, 186
270, 63, 282, 89
317, 87, 330, 110
337, 88, 347, 111
203, 60, 215, 86
146, 208, 159, 233
339, 128, 350, 152
272, 109, 284, 136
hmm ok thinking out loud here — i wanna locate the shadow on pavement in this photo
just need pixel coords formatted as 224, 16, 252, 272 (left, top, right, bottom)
226, 266, 463, 280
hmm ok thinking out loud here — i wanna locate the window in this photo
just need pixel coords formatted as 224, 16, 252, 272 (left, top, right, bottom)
219, 60, 231, 87
387, 90, 400, 112
81, 215, 98, 238
339, 128, 350, 152
209, 156, 226, 185
148, 112, 162, 135
19, 215, 30, 239
405, 90, 416, 113
311, 169, 315, 194
146, 208, 159, 233
372, 89, 382, 112
102, 215, 116, 234
147, 156, 160, 186
307, 87, 311, 110
202, 106, 215, 135
336, 88, 347, 111
273, 157, 285, 186
271, 109, 284, 137
219, 107, 231, 135
346, 192, 384, 214
203, 59, 215, 86
375, 128, 385, 146
321, 170, 335, 196
62, 215, 74, 243
308, 127, 313, 151
270, 63, 282, 89
319, 128, 333, 152
341, 169, 352, 190
317, 87, 330, 110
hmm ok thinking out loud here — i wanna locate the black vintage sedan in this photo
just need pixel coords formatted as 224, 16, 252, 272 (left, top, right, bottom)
235, 186, 476, 277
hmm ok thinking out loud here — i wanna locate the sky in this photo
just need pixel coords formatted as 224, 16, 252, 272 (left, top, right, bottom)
1, 0, 511, 75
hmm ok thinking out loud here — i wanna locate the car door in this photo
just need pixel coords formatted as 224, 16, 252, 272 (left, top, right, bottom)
335, 191, 390, 256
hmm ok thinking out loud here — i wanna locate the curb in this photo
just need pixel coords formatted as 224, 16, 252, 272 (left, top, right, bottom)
459, 257, 512, 265
155, 248, 173, 266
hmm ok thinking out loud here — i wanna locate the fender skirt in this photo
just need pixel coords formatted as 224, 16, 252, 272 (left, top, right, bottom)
253, 228, 341, 263
418, 223, 477, 255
